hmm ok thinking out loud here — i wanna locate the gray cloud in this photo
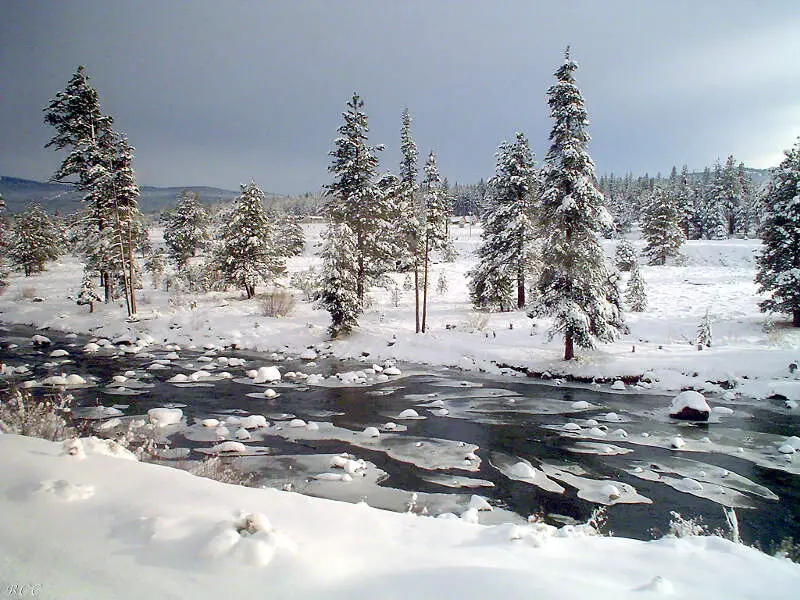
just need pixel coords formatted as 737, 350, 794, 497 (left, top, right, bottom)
1, 0, 799, 193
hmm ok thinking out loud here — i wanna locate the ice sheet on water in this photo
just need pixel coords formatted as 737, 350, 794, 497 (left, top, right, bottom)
489, 452, 565, 494
567, 441, 634, 456
539, 463, 652, 506
419, 473, 495, 489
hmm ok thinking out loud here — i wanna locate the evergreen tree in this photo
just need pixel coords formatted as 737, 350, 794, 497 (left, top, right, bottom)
755, 139, 800, 327
143, 248, 165, 289
614, 239, 637, 272
697, 310, 712, 349
469, 133, 537, 311
397, 108, 423, 331
705, 161, 729, 239
528, 48, 625, 360
76, 267, 102, 313
8, 205, 63, 276
212, 181, 285, 299
625, 261, 647, 312
324, 93, 395, 304
318, 222, 360, 337
419, 151, 450, 331
436, 270, 448, 295
641, 185, 685, 265
162, 190, 210, 268
0, 193, 8, 292
274, 212, 305, 257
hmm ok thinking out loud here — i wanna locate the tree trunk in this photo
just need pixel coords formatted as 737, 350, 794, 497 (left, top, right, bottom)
414, 257, 420, 333
421, 238, 429, 333
103, 272, 111, 303
517, 262, 525, 309
794, 309, 800, 328
89, 301, 94, 314
564, 334, 574, 361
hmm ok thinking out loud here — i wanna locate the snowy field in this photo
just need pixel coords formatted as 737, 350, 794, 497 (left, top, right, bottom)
1, 224, 799, 402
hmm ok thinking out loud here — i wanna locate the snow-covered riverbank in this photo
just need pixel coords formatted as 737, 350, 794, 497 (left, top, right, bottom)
1, 226, 798, 402
1, 433, 798, 600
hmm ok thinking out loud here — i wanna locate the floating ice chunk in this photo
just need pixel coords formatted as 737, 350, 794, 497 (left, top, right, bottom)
670, 436, 686, 449
468, 495, 492, 511
398, 408, 420, 419
289, 419, 306, 428
49, 349, 69, 357
235, 427, 251, 441
315, 472, 353, 482
571, 400, 591, 409
712, 406, 734, 415
563, 422, 582, 431
611, 380, 625, 391
431, 408, 449, 416
201, 418, 220, 428
209, 441, 247, 454
240, 415, 268, 429
253, 366, 281, 383
263, 388, 278, 399
168, 374, 189, 383
384, 366, 402, 376
361, 426, 380, 438
189, 370, 212, 381
148, 407, 183, 427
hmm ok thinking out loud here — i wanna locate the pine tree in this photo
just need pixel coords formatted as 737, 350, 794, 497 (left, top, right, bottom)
274, 212, 305, 257
614, 239, 637, 272
162, 190, 210, 268
318, 222, 360, 337
8, 205, 63, 276
76, 267, 102, 313
420, 151, 450, 332
705, 161, 729, 240
397, 108, 423, 332
469, 133, 537, 311
212, 181, 285, 299
144, 248, 165, 289
755, 138, 800, 327
641, 185, 685, 265
625, 261, 647, 312
0, 193, 9, 292
324, 93, 395, 308
697, 310, 712, 349
436, 270, 448, 295
528, 48, 625, 361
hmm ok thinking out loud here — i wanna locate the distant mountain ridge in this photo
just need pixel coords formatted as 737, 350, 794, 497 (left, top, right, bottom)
0, 176, 241, 215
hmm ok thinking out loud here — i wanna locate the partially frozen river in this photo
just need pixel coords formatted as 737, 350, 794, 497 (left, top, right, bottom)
2, 323, 798, 549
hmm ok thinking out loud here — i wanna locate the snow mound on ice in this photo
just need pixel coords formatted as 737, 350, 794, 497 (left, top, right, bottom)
252, 366, 281, 383
148, 407, 183, 427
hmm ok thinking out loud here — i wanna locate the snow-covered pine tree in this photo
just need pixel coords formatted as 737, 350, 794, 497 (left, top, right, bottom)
8, 205, 63, 276
705, 161, 730, 240
318, 222, 360, 337
397, 108, 423, 331
274, 212, 305, 257
614, 239, 637, 272
162, 190, 210, 268
144, 248, 165, 289
625, 261, 647, 312
720, 155, 745, 236
420, 151, 450, 332
469, 133, 537, 311
436, 270, 448, 295
77, 267, 102, 313
641, 185, 685, 265
697, 310, 712, 349
212, 181, 285, 299
0, 193, 8, 292
755, 138, 800, 327
324, 93, 395, 301
528, 47, 625, 361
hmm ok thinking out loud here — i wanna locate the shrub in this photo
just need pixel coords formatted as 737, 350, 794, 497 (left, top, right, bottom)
466, 312, 491, 332
189, 456, 255, 487
0, 387, 75, 441
614, 239, 637, 272
260, 288, 296, 317
290, 267, 320, 301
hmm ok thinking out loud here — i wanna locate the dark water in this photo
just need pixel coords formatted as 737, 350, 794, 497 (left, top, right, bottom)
1, 323, 798, 550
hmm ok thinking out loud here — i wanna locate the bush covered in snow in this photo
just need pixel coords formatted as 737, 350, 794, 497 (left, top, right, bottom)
0, 387, 75, 441
188, 456, 255, 487
259, 288, 297, 318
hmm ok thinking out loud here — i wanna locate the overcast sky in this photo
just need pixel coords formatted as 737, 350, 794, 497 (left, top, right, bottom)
2, 0, 799, 194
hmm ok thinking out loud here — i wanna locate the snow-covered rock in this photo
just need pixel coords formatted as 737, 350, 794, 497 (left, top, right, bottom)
209, 441, 247, 454
397, 408, 420, 419
361, 426, 380, 438
31, 335, 51, 346
611, 380, 625, 391
299, 349, 317, 361
669, 390, 711, 421
263, 388, 278, 398
383, 366, 402, 376
49, 349, 69, 358
252, 366, 281, 383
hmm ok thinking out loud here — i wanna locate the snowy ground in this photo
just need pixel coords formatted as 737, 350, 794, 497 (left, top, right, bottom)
1, 433, 798, 600
1, 224, 799, 402
2, 225, 800, 597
